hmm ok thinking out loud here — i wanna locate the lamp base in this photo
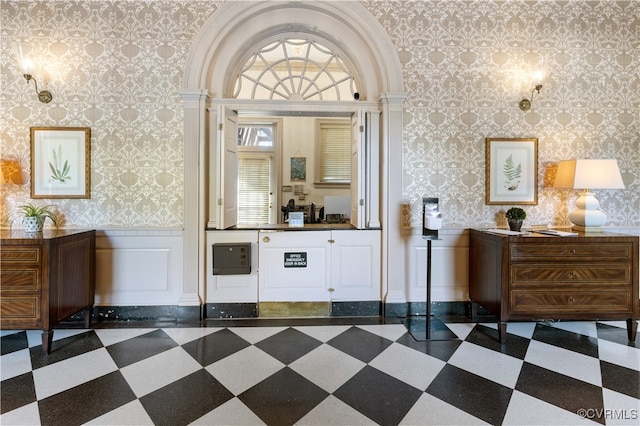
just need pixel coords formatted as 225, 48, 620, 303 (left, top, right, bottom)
568, 191, 607, 232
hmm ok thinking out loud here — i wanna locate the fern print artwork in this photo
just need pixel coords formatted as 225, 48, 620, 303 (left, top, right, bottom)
486, 138, 537, 205
49, 144, 71, 184
503, 154, 522, 190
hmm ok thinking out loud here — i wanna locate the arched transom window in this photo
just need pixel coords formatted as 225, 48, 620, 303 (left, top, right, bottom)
232, 38, 359, 101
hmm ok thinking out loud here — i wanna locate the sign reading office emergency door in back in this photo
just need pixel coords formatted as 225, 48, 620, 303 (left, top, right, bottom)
284, 252, 307, 268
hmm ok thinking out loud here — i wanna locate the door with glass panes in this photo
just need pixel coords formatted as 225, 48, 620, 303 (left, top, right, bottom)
237, 122, 278, 225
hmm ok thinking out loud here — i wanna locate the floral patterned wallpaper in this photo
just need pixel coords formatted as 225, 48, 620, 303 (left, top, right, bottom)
1, 1, 638, 229
0, 0, 218, 227
364, 0, 639, 227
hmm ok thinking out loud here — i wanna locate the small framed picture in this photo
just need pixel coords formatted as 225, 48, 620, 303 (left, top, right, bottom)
31, 127, 91, 198
485, 137, 538, 205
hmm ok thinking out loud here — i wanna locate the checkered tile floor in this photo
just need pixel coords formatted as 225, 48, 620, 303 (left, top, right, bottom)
1, 319, 638, 425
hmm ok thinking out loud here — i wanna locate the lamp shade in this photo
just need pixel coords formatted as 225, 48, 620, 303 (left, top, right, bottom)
553, 159, 624, 190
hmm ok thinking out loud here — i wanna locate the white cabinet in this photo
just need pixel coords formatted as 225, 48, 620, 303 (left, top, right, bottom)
258, 229, 380, 302
206, 230, 259, 303
258, 231, 332, 302
330, 230, 380, 301
207, 229, 380, 304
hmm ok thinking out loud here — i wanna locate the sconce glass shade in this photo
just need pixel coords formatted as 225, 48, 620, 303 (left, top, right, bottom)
16, 42, 52, 103
553, 159, 624, 232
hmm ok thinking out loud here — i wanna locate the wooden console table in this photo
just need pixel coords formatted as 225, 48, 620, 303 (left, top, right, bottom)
1, 229, 96, 353
468, 228, 638, 343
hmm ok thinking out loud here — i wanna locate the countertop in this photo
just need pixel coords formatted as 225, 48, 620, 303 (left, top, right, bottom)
208, 223, 360, 231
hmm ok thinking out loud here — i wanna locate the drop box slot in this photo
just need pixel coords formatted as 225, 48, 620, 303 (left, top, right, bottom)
212, 243, 251, 275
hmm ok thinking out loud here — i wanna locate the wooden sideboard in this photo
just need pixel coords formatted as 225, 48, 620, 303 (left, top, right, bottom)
1, 229, 96, 353
468, 228, 639, 343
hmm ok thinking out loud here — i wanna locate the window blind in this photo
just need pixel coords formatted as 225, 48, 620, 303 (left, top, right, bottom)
319, 124, 350, 182
238, 156, 270, 224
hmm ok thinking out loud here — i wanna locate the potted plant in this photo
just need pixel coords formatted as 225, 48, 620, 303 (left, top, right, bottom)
505, 207, 526, 232
9, 203, 59, 233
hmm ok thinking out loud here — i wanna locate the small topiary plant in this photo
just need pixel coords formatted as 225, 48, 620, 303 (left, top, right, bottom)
505, 207, 526, 221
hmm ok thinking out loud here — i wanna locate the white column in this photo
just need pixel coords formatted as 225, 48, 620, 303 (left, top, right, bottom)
380, 93, 407, 305
367, 110, 381, 229
178, 89, 209, 306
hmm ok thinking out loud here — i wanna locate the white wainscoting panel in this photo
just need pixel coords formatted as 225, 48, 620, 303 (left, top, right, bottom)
405, 228, 469, 302
95, 229, 183, 305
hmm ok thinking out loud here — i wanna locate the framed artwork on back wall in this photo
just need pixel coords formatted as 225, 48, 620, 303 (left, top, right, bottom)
31, 127, 91, 199
485, 137, 538, 205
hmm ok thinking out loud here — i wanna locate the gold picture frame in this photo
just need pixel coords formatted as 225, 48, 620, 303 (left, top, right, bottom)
31, 127, 91, 199
485, 137, 538, 205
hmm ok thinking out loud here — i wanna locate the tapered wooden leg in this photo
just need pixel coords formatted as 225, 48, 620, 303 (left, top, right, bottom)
498, 322, 507, 344
627, 318, 637, 342
41, 330, 54, 354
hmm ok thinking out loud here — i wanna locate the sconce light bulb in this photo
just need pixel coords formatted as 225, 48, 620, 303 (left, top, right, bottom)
533, 69, 544, 83
20, 56, 34, 74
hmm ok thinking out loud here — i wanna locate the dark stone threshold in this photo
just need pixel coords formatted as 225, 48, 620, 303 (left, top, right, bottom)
66, 305, 201, 325
385, 301, 482, 320
205, 301, 381, 319
62, 301, 477, 324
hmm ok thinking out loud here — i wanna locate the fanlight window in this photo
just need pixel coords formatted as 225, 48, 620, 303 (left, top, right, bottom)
233, 39, 358, 100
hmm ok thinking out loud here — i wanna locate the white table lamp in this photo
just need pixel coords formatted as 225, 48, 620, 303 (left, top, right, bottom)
553, 159, 624, 232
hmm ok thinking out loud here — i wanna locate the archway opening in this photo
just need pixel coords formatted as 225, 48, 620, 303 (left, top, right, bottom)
180, 0, 405, 311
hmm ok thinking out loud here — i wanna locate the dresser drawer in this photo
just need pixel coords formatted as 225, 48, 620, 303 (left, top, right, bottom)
0, 268, 41, 291
509, 290, 631, 314
510, 243, 632, 262
0, 247, 41, 263
511, 264, 631, 286
0, 296, 41, 321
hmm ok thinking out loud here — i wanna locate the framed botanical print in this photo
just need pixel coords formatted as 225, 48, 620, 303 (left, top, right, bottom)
485, 137, 538, 205
31, 127, 91, 198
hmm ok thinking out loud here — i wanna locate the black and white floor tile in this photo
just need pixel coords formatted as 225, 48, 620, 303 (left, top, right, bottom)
1, 319, 638, 425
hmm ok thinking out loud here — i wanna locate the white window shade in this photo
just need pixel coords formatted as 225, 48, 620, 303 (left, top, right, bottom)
238, 157, 271, 225
319, 124, 350, 183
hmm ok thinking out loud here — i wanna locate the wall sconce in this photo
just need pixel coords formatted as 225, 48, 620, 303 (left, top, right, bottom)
518, 84, 542, 111
17, 43, 52, 103
553, 159, 625, 232
518, 69, 544, 112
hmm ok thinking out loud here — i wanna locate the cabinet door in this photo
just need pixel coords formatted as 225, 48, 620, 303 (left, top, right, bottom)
330, 230, 380, 301
258, 231, 331, 302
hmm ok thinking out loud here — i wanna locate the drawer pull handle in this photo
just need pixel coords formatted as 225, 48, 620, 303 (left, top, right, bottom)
262, 236, 270, 243
568, 271, 577, 279
569, 249, 576, 254
568, 297, 576, 304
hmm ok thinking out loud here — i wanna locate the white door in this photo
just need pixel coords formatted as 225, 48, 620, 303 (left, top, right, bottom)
218, 106, 238, 229
351, 109, 365, 228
